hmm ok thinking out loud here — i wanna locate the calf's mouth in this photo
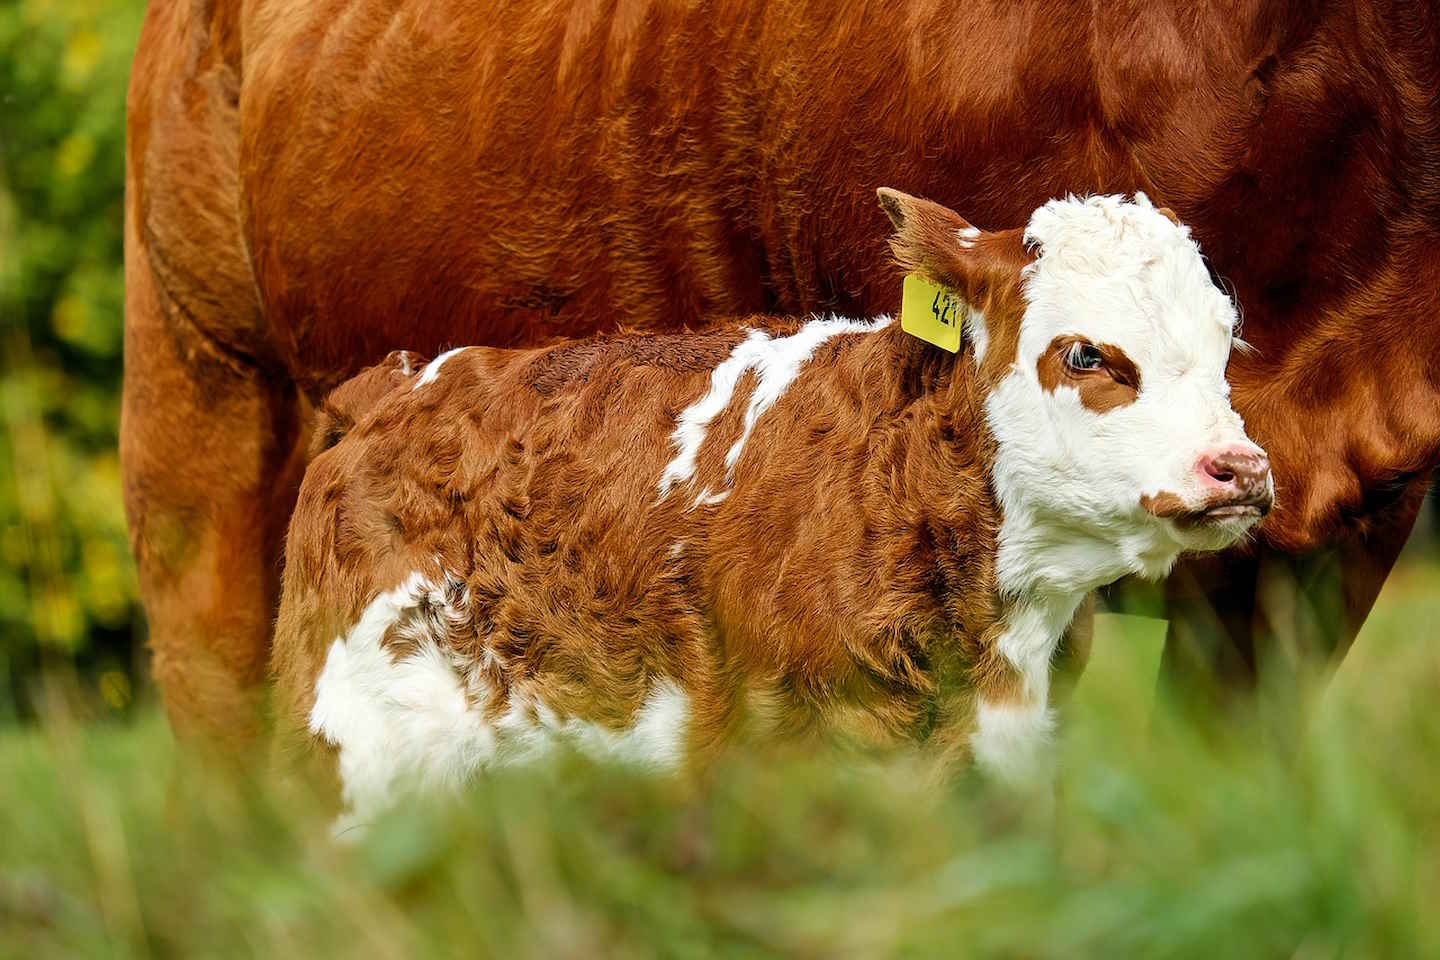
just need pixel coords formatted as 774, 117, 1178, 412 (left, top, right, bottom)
1140, 490, 1274, 526
1200, 498, 1271, 521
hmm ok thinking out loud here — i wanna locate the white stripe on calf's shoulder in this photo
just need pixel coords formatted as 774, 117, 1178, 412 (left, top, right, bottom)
658, 316, 891, 499
412, 347, 470, 390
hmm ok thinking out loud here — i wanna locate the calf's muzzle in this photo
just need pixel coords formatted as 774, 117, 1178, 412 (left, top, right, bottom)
1197, 447, 1273, 517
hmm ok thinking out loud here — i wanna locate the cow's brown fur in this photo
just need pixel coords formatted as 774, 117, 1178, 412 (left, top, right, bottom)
127, 0, 1440, 741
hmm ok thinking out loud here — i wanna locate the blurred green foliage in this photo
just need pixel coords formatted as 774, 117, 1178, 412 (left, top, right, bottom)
0, 0, 148, 720
4, 586, 1440, 957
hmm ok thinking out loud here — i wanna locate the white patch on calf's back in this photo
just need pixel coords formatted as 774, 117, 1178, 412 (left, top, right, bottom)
412, 347, 469, 390
718, 316, 892, 478
658, 315, 891, 499
657, 328, 770, 498
309, 574, 691, 827
692, 488, 729, 509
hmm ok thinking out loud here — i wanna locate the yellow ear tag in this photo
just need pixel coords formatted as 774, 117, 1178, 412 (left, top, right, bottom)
899, 274, 965, 353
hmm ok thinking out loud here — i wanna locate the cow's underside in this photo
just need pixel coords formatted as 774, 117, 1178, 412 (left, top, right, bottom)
123, 0, 1440, 745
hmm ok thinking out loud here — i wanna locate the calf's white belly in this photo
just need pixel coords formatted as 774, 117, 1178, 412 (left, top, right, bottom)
309, 573, 690, 826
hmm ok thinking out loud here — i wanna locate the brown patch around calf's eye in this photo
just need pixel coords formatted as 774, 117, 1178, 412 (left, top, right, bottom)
1036, 336, 1141, 413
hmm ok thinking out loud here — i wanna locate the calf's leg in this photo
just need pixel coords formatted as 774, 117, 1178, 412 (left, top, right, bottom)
968, 599, 1089, 783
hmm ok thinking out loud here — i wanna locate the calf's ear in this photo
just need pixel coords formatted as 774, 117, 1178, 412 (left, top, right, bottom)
876, 187, 1029, 305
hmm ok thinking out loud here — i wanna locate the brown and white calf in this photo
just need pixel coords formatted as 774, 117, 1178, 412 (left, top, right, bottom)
272, 190, 1272, 822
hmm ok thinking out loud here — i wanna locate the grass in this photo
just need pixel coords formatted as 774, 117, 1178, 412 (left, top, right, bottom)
2, 556, 1438, 958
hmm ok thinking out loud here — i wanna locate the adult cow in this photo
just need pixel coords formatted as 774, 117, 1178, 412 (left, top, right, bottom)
124, 0, 1440, 746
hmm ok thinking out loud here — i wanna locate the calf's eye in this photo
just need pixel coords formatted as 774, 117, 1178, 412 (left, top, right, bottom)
1066, 342, 1105, 372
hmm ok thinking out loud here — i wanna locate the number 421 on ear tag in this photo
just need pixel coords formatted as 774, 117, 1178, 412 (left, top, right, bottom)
900, 274, 965, 353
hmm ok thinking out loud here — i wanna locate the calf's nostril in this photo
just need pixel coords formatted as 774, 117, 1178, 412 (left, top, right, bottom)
1202, 457, 1239, 485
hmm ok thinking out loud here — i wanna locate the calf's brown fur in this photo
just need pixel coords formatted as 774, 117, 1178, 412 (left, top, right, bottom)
275, 202, 1042, 787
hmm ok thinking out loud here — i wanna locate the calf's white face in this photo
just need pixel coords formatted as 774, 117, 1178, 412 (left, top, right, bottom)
878, 189, 1272, 593
989, 194, 1271, 582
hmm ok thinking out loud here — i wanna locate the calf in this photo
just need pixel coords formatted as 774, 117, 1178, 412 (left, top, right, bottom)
273, 190, 1271, 822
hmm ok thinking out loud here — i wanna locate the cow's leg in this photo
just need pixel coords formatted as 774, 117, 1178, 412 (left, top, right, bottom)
121, 240, 309, 748
124, 0, 311, 749
1157, 478, 1429, 742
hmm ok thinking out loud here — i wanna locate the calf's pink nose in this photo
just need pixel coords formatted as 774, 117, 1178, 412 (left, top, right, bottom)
1198, 447, 1273, 508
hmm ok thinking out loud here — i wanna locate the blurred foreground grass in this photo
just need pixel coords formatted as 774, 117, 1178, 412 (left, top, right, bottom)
2, 561, 1438, 958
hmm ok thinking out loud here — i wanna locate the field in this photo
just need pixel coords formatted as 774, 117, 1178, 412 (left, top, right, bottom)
5, 5, 1440, 956
3, 547, 1437, 959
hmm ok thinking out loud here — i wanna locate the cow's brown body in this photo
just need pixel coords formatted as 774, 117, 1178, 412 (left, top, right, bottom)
124, 0, 1440, 742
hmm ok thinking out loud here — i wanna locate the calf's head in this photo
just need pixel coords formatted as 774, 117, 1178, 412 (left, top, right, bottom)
878, 188, 1272, 587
